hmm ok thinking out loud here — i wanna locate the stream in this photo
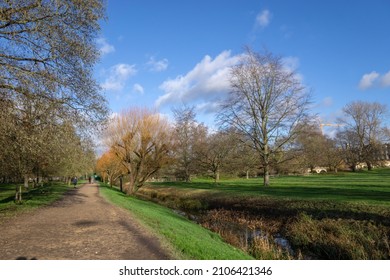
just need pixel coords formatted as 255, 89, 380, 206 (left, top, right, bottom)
173, 209, 294, 256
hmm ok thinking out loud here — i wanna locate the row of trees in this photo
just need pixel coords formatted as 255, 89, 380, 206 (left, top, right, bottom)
0, 1, 108, 193
98, 100, 389, 194
98, 48, 390, 192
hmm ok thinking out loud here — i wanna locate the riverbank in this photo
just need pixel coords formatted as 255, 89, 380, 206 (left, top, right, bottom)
134, 170, 390, 259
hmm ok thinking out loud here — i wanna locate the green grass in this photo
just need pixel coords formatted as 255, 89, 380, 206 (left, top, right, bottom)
99, 183, 253, 260
0, 182, 70, 222
149, 168, 390, 206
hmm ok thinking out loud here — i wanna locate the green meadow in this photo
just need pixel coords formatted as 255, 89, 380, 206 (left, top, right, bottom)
148, 169, 390, 206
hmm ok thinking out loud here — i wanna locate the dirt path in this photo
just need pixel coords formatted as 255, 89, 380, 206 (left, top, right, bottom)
0, 184, 171, 260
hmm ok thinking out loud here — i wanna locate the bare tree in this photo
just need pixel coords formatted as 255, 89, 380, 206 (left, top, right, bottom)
295, 121, 328, 172
194, 130, 235, 183
337, 101, 389, 171
104, 108, 172, 194
172, 105, 199, 182
218, 48, 311, 186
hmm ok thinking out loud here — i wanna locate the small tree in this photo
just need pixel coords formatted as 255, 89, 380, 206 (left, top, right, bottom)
194, 130, 235, 183
96, 149, 126, 187
295, 122, 328, 172
337, 101, 388, 171
171, 105, 199, 182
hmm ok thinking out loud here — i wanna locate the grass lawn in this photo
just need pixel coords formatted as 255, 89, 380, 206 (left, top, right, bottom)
0, 182, 70, 223
99, 184, 253, 260
149, 168, 390, 207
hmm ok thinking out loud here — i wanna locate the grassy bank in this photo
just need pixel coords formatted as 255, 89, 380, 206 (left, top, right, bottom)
0, 182, 70, 223
99, 184, 253, 260
136, 169, 390, 259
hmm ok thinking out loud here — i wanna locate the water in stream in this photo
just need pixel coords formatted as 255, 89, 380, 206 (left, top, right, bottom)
173, 209, 294, 257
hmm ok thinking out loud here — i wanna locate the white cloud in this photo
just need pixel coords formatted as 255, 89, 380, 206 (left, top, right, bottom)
156, 50, 242, 108
359, 71, 380, 90
281, 56, 304, 82
358, 70, 390, 90
381, 71, 390, 87
101, 64, 137, 91
256, 9, 272, 28
132, 83, 144, 94
96, 37, 115, 55
147, 56, 169, 72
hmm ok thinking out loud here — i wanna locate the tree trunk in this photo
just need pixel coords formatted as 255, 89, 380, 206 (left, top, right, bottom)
24, 174, 29, 189
119, 176, 123, 192
214, 170, 220, 183
15, 186, 22, 203
246, 170, 249, 180
263, 164, 270, 187
127, 173, 136, 195
366, 161, 373, 171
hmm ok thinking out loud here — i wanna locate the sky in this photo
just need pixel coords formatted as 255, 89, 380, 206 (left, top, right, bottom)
94, 0, 390, 135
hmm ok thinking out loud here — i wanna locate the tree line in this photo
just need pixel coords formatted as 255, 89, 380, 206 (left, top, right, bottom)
0, 0, 108, 195
98, 49, 390, 193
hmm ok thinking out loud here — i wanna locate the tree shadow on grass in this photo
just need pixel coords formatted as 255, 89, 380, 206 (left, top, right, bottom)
0, 196, 14, 204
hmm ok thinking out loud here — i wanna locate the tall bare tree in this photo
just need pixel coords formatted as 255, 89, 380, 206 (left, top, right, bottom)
218, 48, 311, 186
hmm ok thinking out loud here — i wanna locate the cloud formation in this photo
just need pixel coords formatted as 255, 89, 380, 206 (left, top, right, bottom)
156, 50, 241, 110
147, 56, 169, 72
358, 71, 380, 90
256, 9, 272, 28
96, 37, 115, 55
381, 71, 390, 87
358, 71, 390, 90
101, 64, 137, 91
132, 83, 144, 95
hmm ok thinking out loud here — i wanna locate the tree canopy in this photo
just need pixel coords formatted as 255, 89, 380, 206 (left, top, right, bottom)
0, 0, 108, 185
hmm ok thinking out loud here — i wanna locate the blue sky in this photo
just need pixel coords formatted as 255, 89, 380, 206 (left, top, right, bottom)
95, 0, 390, 134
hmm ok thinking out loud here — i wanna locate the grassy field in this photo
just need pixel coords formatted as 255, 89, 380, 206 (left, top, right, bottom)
0, 182, 70, 223
99, 184, 253, 260
148, 169, 390, 206
133, 169, 390, 259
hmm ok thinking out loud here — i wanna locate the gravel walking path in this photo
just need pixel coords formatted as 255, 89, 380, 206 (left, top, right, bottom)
0, 184, 171, 260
